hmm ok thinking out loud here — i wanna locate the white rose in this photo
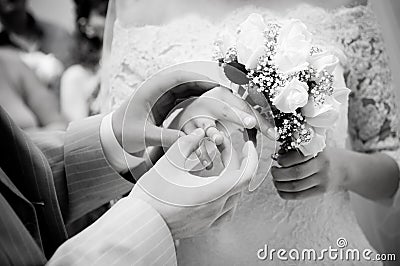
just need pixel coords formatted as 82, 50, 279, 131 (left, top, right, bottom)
308, 50, 339, 74
275, 19, 312, 74
299, 127, 326, 156
272, 78, 309, 113
236, 13, 266, 69
302, 86, 350, 128
302, 97, 339, 128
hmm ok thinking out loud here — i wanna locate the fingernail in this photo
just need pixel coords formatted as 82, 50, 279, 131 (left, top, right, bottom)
242, 141, 253, 154
212, 136, 219, 145
267, 128, 279, 140
192, 128, 204, 136
244, 117, 256, 128
212, 134, 223, 145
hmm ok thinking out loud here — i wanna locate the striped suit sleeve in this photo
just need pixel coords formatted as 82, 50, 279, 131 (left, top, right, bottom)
48, 197, 177, 266
64, 115, 133, 223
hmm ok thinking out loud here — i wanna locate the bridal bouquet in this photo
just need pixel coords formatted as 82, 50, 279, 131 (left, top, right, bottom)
213, 14, 349, 156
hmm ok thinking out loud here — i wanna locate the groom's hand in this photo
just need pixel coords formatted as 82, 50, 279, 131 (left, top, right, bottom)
112, 65, 219, 155
130, 128, 258, 239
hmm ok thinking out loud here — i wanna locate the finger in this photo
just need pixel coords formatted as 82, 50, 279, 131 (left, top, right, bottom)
211, 87, 276, 139
144, 124, 186, 147
141, 66, 218, 103
193, 142, 257, 203
228, 141, 258, 194
195, 140, 213, 170
250, 105, 278, 140
274, 173, 322, 192
181, 121, 214, 169
164, 128, 205, 166
152, 81, 218, 124
211, 86, 256, 119
277, 149, 314, 167
201, 93, 257, 129
205, 127, 224, 145
231, 106, 257, 129
194, 118, 224, 145
277, 185, 326, 200
170, 80, 219, 101
271, 158, 320, 182
218, 134, 239, 170
181, 120, 197, 134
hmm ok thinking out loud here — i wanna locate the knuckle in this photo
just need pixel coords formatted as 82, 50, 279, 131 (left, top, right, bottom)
271, 167, 280, 179
276, 156, 286, 167
290, 165, 302, 177
179, 135, 194, 146
288, 181, 298, 191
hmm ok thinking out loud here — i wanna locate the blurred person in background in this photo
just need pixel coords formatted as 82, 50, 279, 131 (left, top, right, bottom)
0, 0, 71, 130
60, 0, 109, 122
0, 50, 66, 130
0, 0, 74, 90
0, 0, 73, 66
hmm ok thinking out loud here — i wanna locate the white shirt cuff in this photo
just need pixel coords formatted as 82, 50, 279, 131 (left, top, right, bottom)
100, 112, 145, 173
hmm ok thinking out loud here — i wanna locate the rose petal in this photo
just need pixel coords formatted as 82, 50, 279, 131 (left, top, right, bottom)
309, 51, 339, 73
333, 86, 351, 104
272, 79, 308, 113
299, 128, 326, 156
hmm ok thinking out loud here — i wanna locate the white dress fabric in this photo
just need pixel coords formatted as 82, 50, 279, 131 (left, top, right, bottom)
104, 2, 400, 265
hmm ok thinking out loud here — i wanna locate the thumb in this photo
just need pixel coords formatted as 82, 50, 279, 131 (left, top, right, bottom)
166, 128, 205, 161
145, 124, 185, 147
154, 128, 205, 174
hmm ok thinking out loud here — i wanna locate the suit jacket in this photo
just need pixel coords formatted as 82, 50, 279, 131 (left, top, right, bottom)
0, 107, 176, 265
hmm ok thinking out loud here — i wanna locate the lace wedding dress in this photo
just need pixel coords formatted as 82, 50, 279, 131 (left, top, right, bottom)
104, 1, 399, 265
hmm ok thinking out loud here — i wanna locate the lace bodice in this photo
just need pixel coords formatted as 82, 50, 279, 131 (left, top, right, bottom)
107, 2, 398, 154
105, 2, 399, 265
333, 7, 398, 152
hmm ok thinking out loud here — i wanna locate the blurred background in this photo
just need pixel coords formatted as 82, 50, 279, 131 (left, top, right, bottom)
29, 0, 75, 32
0, 0, 110, 235
1, 0, 399, 135
0, 0, 108, 133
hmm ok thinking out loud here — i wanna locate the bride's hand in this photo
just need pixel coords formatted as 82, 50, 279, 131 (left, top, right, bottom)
170, 86, 275, 167
271, 148, 347, 200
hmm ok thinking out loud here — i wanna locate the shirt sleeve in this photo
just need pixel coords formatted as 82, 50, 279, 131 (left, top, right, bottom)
100, 112, 146, 174
48, 197, 177, 266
